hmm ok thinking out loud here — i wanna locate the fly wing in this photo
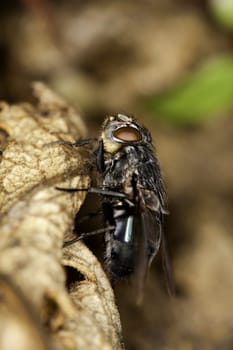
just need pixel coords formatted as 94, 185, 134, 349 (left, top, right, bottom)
133, 188, 162, 304
138, 188, 163, 264
132, 211, 148, 305
161, 231, 176, 296
134, 187, 174, 302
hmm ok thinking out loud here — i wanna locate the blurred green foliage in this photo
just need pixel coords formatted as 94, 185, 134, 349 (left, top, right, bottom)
210, 0, 233, 30
146, 56, 233, 124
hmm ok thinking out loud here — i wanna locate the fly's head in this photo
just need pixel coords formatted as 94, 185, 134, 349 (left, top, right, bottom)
101, 114, 152, 154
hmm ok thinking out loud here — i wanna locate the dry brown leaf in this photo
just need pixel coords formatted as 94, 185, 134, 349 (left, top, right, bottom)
61, 243, 123, 350
0, 274, 52, 350
0, 83, 123, 350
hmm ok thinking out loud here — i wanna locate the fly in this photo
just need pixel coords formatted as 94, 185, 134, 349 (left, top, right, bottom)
58, 114, 174, 301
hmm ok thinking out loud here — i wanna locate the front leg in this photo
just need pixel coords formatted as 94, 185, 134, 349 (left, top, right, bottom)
45, 138, 97, 147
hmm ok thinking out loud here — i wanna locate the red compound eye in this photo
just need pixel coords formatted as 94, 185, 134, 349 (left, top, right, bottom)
113, 126, 142, 142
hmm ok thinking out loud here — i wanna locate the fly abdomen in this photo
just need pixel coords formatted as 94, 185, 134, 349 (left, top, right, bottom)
108, 207, 136, 278
110, 241, 134, 277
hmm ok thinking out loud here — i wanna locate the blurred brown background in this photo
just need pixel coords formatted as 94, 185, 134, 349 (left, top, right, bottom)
0, 1, 233, 349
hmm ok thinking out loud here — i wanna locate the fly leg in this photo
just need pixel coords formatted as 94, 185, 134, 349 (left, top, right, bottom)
45, 138, 97, 147
63, 226, 114, 247
56, 186, 134, 206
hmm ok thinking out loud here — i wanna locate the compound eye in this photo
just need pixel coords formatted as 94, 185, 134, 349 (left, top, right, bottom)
113, 126, 142, 142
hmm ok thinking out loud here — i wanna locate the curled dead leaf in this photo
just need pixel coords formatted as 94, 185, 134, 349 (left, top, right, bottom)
0, 83, 123, 350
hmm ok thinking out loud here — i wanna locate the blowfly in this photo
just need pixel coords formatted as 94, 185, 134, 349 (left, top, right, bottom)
60, 114, 174, 300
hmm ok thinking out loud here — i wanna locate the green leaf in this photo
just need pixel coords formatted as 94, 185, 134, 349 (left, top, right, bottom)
146, 56, 233, 124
